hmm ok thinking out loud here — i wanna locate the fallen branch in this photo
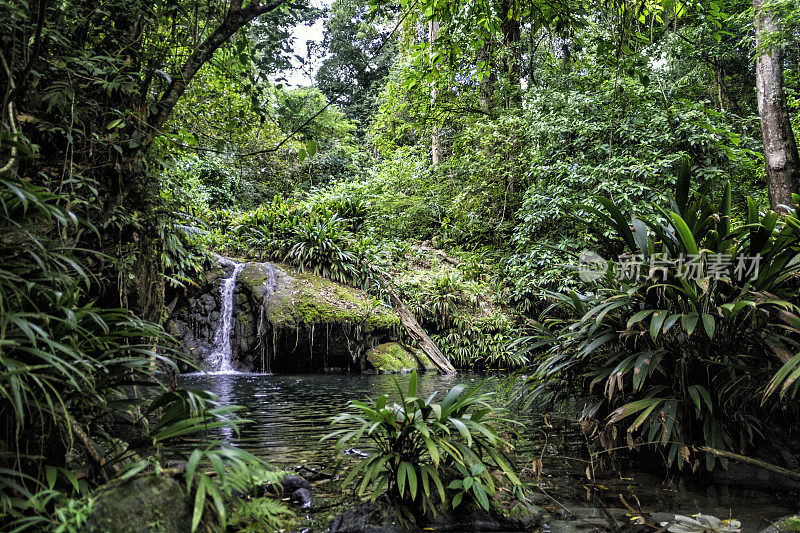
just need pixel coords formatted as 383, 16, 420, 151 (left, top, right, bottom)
65, 412, 112, 483
387, 290, 456, 374
698, 445, 800, 481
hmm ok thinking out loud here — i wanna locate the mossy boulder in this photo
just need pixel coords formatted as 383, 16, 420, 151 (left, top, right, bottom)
86, 475, 192, 533
233, 262, 402, 373
238, 263, 398, 330
366, 342, 434, 373
171, 258, 407, 373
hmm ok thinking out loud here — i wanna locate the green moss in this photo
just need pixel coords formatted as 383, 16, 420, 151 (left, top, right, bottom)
237, 266, 272, 289
259, 264, 400, 330
778, 517, 800, 533
366, 342, 421, 372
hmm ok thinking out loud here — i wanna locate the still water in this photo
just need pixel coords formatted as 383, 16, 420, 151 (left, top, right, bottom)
178, 372, 798, 532
178, 372, 496, 464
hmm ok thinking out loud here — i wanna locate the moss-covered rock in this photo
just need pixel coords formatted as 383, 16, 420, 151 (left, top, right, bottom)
233, 262, 402, 373
239, 262, 399, 331
366, 342, 433, 373
86, 475, 192, 533
171, 258, 406, 373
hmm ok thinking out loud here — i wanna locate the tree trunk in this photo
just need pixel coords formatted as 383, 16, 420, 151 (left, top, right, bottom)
125, 0, 286, 323
144, 0, 286, 147
500, 0, 521, 106
753, 0, 800, 212
477, 42, 496, 114
388, 291, 456, 374
429, 19, 443, 167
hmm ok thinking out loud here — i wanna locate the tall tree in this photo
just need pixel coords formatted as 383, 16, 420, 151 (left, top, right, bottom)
429, 18, 443, 166
753, 0, 800, 211
314, 0, 397, 136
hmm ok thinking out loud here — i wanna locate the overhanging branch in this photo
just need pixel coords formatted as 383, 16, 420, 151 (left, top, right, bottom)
144, 0, 288, 148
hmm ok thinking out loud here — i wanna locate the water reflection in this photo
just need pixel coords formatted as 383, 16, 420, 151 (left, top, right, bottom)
176, 372, 798, 531
178, 372, 497, 463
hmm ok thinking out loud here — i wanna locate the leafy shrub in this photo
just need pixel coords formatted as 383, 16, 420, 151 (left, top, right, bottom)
323, 371, 524, 518
415, 272, 474, 328
0, 178, 290, 530
515, 161, 800, 470
306, 188, 369, 232
232, 196, 303, 258
435, 315, 526, 370
285, 214, 359, 283
183, 446, 291, 532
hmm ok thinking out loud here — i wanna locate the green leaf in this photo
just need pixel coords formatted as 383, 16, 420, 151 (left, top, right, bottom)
191, 477, 207, 532
627, 310, 655, 329
675, 157, 691, 217
668, 212, 699, 255
681, 313, 699, 336
701, 313, 715, 339
398, 461, 411, 497
650, 310, 667, 340
306, 140, 317, 157
452, 491, 464, 509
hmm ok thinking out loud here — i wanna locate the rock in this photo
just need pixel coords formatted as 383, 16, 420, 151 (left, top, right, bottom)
366, 342, 432, 373
709, 463, 800, 490
170, 258, 405, 373
291, 488, 313, 509
329, 497, 406, 533
761, 515, 800, 533
278, 474, 311, 494
426, 499, 542, 531
166, 260, 225, 372
235, 262, 402, 373
86, 475, 192, 533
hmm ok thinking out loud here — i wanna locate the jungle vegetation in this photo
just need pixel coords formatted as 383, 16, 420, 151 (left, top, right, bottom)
1, 0, 800, 528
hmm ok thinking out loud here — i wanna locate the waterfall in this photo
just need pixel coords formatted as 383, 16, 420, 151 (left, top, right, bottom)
208, 256, 245, 374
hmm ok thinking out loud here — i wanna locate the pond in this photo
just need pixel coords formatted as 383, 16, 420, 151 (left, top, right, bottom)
179, 372, 798, 532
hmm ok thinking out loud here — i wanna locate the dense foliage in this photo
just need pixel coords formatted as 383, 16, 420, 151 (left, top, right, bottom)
2, 0, 800, 527
516, 161, 800, 469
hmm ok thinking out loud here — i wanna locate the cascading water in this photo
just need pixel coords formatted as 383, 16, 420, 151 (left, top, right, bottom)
207, 256, 245, 374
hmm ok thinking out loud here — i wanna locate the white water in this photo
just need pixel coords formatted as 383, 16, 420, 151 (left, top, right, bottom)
207, 257, 245, 374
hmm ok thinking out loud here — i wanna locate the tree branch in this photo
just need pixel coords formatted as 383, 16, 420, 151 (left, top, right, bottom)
144, 0, 288, 147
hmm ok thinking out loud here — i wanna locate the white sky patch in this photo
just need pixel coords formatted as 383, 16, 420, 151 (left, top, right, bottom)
277, 0, 334, 88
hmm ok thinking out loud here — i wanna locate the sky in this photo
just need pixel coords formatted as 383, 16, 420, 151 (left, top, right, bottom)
278, 0, 333, 88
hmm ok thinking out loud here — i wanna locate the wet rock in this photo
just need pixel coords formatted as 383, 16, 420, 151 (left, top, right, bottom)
86, 475, 192, 533
278, 474, 311, 494
426, 499, 542, 531
236, 262, 402, 373
291, 488, 313, 509
170, 258, 404, 373
166, 260, 225, 371
366, 342, 434, 373
329, 497, 405, 533
709, 463, 800, 490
